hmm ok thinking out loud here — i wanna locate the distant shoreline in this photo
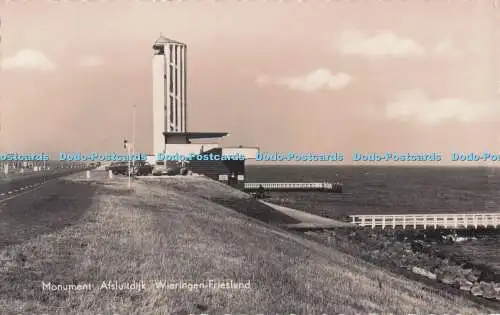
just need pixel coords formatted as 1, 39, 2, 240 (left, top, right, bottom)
246, 163, 500, 168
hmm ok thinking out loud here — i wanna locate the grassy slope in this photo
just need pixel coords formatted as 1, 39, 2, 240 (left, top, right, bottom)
0, 174, 496, 314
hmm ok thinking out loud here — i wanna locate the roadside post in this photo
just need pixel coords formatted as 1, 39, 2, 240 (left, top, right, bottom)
132, 104, 136, 181
125, 139, 132, 189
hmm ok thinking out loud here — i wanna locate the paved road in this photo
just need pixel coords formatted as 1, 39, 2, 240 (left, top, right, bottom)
0, 169, 84, 197
0, 168, 95, 249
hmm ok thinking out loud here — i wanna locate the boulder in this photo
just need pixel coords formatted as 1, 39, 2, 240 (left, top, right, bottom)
461, 262, 475, 269
466, 273, 479, 283
370, 250, 381, 259
427, 257, 441, 270
470, 285, 483, 296
436, 251, 449, 259
412, 266, 437, 280
481, 284, 496, 299
437, 272, 456, 285
441, 264, 464, 277
432, 267, 443, 276
456, 277, 473, 291
421, 245, 433, 254
478, 270, 498, 282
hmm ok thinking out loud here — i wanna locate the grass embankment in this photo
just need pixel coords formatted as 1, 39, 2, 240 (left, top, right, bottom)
0, 173, 496, 314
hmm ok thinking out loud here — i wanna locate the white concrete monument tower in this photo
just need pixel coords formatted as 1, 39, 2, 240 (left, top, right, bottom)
152, 35, 187, 154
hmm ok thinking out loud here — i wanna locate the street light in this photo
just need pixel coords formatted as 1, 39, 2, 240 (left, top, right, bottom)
132, 104, 136, 174
124, 138, 131, 189
125, 104, 137, 190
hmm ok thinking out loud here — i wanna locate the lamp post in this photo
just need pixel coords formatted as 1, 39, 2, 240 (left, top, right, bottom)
132, 104, 136, 173
126, 105, 137, 190
124, 139, 131, 189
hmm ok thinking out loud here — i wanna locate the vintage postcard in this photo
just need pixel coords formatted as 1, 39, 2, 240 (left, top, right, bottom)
0, 1, 499, 314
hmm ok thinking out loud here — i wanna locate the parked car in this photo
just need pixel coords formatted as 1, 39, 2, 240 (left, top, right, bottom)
107, 162, 127, 175
152, 161, 179, 176
107, 161, 154, 176
134, 161, 154, 176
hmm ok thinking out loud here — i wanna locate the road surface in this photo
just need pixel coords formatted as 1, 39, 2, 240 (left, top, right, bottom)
0, 168, 95, 249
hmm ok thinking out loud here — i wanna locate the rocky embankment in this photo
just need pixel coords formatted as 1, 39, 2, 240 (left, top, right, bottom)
304, 227, 500, 302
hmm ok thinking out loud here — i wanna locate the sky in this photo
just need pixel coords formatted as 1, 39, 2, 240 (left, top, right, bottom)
0, 1, 499, 164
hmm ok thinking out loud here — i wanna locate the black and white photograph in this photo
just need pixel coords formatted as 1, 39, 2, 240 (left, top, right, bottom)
0, 1, 499, 314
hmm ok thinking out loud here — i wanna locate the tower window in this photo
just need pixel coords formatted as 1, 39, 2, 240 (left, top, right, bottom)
175, 64, 178, 95
169, 65, 174, 93
169, 96, 174, 123
153, 45, 164, 55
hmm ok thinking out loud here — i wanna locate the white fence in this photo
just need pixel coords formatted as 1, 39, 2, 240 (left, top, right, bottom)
349, 213, 500, 229
244, 182, 340, 191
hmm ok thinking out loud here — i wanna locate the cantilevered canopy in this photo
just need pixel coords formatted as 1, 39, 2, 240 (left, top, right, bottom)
163, 132, 229, 139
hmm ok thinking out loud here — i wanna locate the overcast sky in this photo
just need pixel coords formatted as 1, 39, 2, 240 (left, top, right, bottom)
0, 1, 498, 164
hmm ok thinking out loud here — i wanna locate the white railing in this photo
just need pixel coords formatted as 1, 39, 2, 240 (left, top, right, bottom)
244, 182, 339, 190
349, 213, 500, 229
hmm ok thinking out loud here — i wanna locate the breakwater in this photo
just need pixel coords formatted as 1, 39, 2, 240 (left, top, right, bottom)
303, 226, 500, 303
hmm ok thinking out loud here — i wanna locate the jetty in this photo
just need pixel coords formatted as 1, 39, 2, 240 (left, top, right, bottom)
244, 181, 342, 193
259, 200, 353, 230
349, 213, 500, 230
